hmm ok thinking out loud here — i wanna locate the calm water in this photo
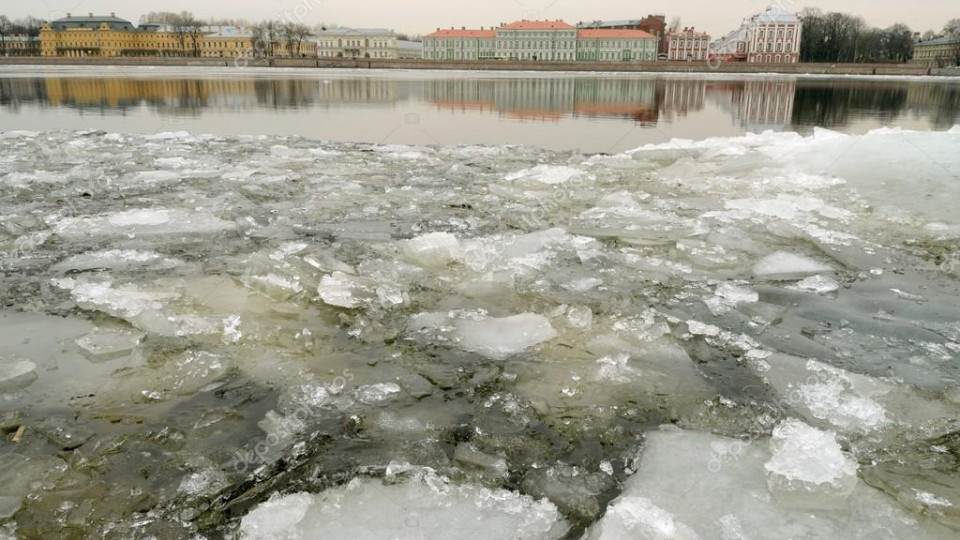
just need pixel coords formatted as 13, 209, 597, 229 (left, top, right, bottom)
1, 67, 959, 152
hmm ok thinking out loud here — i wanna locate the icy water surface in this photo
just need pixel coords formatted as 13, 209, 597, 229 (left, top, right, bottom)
1, 67, 960, 152
1, 123, 960, 539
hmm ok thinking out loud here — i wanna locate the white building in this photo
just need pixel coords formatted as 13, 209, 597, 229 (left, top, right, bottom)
423, 19, 658, 62
315, 28, 398, 59
666, 27, 711, 61
712, 8, 801, 63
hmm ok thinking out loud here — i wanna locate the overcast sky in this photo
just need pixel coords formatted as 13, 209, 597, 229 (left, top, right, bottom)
3, 0, 954, 37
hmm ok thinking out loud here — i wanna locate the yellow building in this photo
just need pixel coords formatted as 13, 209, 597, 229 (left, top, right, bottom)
39, 13, 314, 59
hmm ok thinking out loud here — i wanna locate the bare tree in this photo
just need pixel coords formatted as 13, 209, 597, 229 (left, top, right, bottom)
668, 17, 682, 34
947, 19, 960, 67
182, 13, 205, 58
283, 22, 311, 57
0, 16, 10, 57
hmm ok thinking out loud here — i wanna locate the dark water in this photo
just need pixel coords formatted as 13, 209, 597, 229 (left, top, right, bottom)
1, 67, 959, 151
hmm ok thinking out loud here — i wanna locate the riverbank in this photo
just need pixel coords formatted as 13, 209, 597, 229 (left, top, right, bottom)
0, 56, 955, 76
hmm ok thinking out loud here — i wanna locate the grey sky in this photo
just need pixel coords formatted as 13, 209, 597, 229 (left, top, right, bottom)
3, 0, 955, 37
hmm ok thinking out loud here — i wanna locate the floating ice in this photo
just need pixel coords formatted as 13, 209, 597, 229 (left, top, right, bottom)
505, 165, 584, 185
75, 327, 145, 362
52, 208, 234, 239
764, 419, 858, 509
402, 232, 463, 268
411, 312, 557, 360
0, 358, 37, 392
239, 469, 569, 540
752, 252, 833, 281
586, 428, 956, 540
317, 272, 366, 309
789, 274, 840, 294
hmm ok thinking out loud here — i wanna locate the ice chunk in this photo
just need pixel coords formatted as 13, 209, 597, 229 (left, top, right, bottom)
586, 428, 956, 540
586, 496, 700, 540
317, 272, 366, 308
53, 278, 220, 338
789, 274, 840, 294
764, 419, 858, 509
75, 328, 145, 362
505, 165, 584, 185
402, 232, 462, 268
53, 249, 181, 273
454, 443, 509, 477
51, 208, 234, 239
455, 313, 557, 360
412, 312, 557, 360
751, 354, 889, 434
238, 470, 569, 540
752, 252, 832, 281
0, 359, 37, 392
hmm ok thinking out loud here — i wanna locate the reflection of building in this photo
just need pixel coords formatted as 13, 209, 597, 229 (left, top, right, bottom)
2, 35, 41, 56
422, 20, 657, 62
658, 79, 707, 116
38, 13, 313, 58
666, 28, 711, 61
712, 8, 801, 63
314, 28, 399, 59
912, 36, 960, 68
423, 78, 658, 122
711, 79, 796, 131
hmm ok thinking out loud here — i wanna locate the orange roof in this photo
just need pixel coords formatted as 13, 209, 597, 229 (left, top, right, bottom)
578, 29, 656, 39
501, 20, 575, 30
425, 29, 496, 38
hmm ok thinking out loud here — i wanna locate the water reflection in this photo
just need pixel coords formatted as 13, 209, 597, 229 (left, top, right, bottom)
1, 74, 958, 134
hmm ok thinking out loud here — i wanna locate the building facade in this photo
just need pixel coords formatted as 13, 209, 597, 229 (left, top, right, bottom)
666, 27, 711, 61
1, 35, 41, 56
912, 36, 960, 67
713, 8, 802, 63
315, 28, 399, 59
39, 13, 312, 59
423, 20, 658, 62
578, 15, 667, 56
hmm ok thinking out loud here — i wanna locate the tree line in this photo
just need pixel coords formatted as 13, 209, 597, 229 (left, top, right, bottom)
800, 9, 960, 64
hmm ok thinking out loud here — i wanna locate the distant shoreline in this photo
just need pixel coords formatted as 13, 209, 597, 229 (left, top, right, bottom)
0, 57, 955, 77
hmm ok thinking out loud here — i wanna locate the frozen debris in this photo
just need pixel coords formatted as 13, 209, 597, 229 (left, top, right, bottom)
53, 278, 220, 338
764, 419, 859, 509
53, 249, 181, 273
454, 443, 509, 477
750, 354, 889, 434
522, 463, 616, 523
705, 282, 759, 315
51, 208, 234, 239
239, 470, 569, 540
566, 305, 593, 329
586, 496, 700, 540
75, 328, 145, 362
402, 232, 463, 268
585, 428, 957, 540
0, 358, 38, 392
317, 272, 365, 308
750, 354, 960, 442
752, 252, 832, 281
789, 274, 840, 294
411, 311, 557, 361
178, 467, 229, 498
561, 277, 603, 292
505, 165, 584, 185
354, 383, 402, 405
